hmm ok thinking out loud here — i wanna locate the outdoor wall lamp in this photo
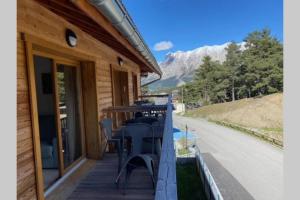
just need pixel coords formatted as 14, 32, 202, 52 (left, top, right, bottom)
66, 29, 77, 47
118, 57, 124, 66
141, 72, 148, 77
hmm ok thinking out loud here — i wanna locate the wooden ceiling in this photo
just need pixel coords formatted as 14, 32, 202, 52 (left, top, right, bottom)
35, 0, 154, 73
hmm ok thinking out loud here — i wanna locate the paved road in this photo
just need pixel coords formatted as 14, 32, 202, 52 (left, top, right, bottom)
173, 114, 283, 200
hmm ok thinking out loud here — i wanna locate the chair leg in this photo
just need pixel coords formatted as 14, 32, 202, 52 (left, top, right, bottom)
151, 160, 156, 189
116, 140, 122, 173
115, 166, 124, 184
115, 157, 131, 184
104, 142, 108, 154
115, 142, 122, 188
116, 155, 156, 193
144, 158, 155, 189
123, 165, 133, 195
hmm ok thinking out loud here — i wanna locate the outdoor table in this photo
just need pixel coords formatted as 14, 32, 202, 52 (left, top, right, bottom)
113, 124, 163, 156
113, 124, 163, 139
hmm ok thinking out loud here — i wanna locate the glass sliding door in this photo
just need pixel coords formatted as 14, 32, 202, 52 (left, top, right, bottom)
33, 55, 60, 190
33, 54, 84, 190
57, 64, 83, 169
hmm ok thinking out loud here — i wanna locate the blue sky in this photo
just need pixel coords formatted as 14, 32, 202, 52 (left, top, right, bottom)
122, 0, 283, 62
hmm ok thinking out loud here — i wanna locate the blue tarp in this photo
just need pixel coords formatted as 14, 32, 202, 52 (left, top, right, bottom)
173, 127, 181, 133
173, 127, 196, 140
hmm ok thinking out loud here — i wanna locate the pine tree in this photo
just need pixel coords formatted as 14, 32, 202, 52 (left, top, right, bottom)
194, 56, 215, 103
223, 42, 242, 101
179, 28, 283, 107
242, 28, 283, 95
193, 56, 227, 104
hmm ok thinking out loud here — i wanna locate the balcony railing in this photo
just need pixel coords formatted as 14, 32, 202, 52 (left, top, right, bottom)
155, 95, 177, 200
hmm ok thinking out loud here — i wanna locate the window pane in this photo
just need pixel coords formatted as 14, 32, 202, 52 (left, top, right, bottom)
34, 55, 60, 190
57, 64, 82, 168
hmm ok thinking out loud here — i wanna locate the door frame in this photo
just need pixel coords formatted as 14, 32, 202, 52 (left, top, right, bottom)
110, 66, 130, 127
23, 33, 92, 199
110, 65, 130, 107
132, 72, 138, 101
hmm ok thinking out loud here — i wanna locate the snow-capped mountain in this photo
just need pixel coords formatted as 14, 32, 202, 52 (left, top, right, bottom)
145, 42, 245, 90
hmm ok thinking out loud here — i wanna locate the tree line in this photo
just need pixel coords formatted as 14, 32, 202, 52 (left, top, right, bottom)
182, 29, 283, 105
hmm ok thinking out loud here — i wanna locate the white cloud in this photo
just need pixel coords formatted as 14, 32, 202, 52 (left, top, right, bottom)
153, 41, 174, 51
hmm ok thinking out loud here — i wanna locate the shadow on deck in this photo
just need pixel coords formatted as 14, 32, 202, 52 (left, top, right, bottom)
68, 153, 157, 200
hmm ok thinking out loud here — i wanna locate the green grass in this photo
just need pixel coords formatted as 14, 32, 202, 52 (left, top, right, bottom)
176, 163, 207, 200
261, 127, 283, 133
178, 148, 189, 155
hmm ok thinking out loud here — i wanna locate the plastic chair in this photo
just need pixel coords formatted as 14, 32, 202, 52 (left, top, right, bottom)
115, 123, 156, 193
136, 116, 158, 124
99, 118, 123, 173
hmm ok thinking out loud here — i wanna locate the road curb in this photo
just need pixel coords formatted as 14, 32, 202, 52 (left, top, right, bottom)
211, 120, 283, 148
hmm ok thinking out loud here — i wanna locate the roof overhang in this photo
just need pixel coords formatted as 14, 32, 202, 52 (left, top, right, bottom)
37, 0, 162, 75
87, 0, 162, 75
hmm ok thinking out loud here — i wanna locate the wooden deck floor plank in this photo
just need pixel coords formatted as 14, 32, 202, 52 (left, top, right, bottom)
68, 153, 157, 200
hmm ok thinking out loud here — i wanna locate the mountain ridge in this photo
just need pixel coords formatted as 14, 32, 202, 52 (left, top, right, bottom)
146, 42, 245, 90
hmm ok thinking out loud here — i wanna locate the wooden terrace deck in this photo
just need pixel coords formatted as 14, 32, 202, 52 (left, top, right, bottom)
68, 153, 158, 200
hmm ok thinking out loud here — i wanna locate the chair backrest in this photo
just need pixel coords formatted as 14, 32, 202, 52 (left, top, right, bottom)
136, 116, 158, 125
124, 123, 153, 155
99, 118, 113, 140
151, 121, 164, 138
134, 112, 143, 119
125, 118, 136, 125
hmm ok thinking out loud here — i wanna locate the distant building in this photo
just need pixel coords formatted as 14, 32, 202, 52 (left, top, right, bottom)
174, 102, 186, 113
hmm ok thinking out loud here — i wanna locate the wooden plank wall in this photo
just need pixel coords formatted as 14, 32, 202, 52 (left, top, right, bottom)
96, 60, 114, 153
81, 62, 100, 159
137, 74, 142, 98
17, 33, 38, 199
128, 72, 134, 104
17, 0, 142, 199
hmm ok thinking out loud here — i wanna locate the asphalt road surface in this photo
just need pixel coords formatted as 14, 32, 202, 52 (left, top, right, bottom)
173, 114, 283, 200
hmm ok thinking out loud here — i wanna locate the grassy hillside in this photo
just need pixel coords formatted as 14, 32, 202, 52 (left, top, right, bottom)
184, 93, 283, 144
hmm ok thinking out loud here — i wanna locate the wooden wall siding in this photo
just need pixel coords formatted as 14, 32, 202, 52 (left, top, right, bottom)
81, 62, 100, 159
17, 0, 140, 70
17, 33, 37, 200
95, 60, 113, 155
17, 0, 142, 199
36, 0, 154, 74
128, 72, 134, 105
96, 61, 113, 119
137, 74, 142, 98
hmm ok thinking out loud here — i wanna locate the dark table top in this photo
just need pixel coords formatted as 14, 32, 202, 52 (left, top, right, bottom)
113, 125, 164, 139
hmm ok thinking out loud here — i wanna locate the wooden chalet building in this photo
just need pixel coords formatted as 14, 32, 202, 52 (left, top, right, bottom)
17, 0, 168, 199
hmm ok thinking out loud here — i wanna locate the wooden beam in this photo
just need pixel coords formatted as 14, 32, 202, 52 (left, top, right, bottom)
24, 39, 45, 200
